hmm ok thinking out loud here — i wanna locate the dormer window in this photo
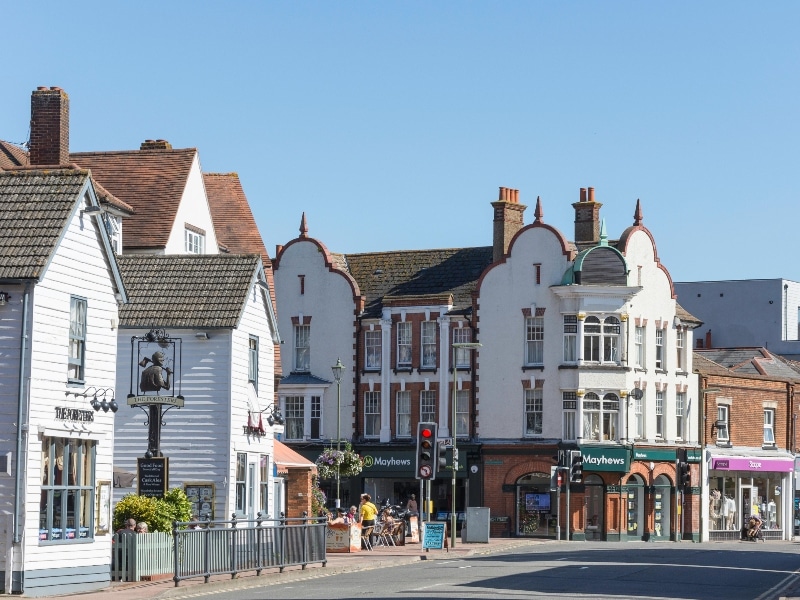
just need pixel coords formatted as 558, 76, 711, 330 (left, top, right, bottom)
185, 224, 205, 254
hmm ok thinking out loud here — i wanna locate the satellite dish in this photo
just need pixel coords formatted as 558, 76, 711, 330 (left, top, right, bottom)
630, 388, 643, 400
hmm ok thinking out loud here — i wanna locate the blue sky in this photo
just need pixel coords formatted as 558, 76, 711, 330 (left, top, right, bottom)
2, 2, 797, 282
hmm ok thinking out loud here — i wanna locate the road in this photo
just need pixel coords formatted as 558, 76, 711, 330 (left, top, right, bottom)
160, 541, 800, 600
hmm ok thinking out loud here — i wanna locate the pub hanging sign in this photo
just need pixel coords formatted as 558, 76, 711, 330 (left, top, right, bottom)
127, 328, 185, 407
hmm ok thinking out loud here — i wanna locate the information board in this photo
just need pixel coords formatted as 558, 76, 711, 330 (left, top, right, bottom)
422, 521, 447, 550
138, 456, 168, 498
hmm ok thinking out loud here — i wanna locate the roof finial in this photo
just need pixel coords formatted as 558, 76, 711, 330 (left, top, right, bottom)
633, 199, 643, 226
299, 212, 308, 238
533, 196, 543, 222
599, 218, 608, 246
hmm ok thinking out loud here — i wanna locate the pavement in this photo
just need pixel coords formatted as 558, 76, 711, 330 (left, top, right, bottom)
41, 537, 539, 600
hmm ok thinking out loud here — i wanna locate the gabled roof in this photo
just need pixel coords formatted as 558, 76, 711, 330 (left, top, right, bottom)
70, 147, 197, 250
343, 247, 493, 318
0, 168, 92, 280
116, 254, 262, 328
694, 347, 800, 381
0, 140, 28, 170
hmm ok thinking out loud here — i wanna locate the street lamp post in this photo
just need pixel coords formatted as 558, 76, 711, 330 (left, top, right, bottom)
331, 358, 345, 509
451, 342, 481, 548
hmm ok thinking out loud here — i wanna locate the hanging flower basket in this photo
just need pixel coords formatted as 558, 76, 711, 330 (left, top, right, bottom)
315, 443, 364, 480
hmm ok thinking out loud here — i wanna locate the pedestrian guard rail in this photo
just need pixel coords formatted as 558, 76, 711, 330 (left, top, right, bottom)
111, 514, 327, 586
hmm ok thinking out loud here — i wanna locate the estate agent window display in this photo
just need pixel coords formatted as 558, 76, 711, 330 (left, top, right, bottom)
40, 437, 95, 541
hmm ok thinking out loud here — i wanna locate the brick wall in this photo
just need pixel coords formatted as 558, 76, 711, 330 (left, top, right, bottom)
285, 467, 314, 518
30, 87, 69, 166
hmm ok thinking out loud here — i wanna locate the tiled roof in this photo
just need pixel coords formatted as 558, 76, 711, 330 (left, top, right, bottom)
0, 140, 29, 170
675, 303, 702, 327
204, 173, 269, 262
92, 178, 135, 214
70, 148, 197, 250
116, 254, 261, 328
343, 247, 493, 318
280, 372, 332, 386
695, 347, 800, 381
0, 168, 88, 280
274, 440, 316, 472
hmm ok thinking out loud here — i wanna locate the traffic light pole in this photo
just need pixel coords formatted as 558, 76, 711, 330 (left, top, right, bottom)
565, 471, 572, 541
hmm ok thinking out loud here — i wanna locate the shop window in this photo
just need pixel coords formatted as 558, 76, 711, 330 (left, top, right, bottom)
40, 437, 95, 542
653, 474, 672, 539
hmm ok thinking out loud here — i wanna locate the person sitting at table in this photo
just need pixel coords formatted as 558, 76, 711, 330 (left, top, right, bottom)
330, 508, 346, 524
381, 507, 395, 530
344, 505, 358, 524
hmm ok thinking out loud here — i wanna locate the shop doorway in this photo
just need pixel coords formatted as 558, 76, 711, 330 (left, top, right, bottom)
741, 485, 754, 520
515, 473, 553, 537
585, 475, 604, 541
625, 474, 645, 539
653, 474, 671, 539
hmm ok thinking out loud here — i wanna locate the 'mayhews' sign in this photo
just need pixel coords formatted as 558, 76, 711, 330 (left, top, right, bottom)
580, 446, 630, 472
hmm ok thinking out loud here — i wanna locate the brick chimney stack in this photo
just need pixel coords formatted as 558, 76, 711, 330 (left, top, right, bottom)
140, 139, 173, 150
492, 187, 526, 262
572, 186, 602, 244
29, 87, 70, 166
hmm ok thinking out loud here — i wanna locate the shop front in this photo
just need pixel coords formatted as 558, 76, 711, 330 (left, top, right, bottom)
575, 445, 630, 542
707, 454, 793, 541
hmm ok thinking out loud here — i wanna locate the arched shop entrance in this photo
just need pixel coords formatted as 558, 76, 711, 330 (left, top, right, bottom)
515, 472, 554, 537
653, 474, 672, 540
625, 474, 645, 539
584, 475, 604, 540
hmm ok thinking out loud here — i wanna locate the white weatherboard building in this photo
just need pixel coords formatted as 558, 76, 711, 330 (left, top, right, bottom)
113, 254, 281, 523
0, 169, 127, 596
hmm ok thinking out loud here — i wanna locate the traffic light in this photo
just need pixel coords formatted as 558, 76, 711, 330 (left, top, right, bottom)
679, 461, 691, 489
437, 441, 448, 473
570, 450, 583, 483
416, 422, 438, 480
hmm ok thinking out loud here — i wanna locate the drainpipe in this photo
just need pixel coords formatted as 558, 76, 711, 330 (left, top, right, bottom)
13, 286, 31, 545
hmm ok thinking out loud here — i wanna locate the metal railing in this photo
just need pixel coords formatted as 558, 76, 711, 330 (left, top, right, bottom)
111, 513, 327, 585
172, 513, 327, 587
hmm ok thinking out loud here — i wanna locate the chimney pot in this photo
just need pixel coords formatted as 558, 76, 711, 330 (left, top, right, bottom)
588, 187, 595, 203
580, 188, 587, 203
